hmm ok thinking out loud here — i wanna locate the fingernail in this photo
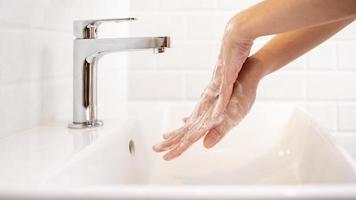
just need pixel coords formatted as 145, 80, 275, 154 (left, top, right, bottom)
204, 138, 216, 149
162, 133, 170, 139
182, 117, 188, 123
163, 155, 172, 161
152, 144, 161, 152
204, 130, 220, 149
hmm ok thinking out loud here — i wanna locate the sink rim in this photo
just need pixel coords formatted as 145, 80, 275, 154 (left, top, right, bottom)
2, 185, 356, 199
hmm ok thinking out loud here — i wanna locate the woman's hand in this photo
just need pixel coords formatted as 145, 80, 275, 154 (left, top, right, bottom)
153, 57, 263, 160
152, 18, 255, 161
203, 57, 262, 148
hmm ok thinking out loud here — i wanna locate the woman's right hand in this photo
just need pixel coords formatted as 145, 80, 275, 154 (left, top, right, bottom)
203, 56, 263, 148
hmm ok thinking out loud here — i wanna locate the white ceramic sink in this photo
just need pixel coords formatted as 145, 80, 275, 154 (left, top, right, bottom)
1, 106, 356, 199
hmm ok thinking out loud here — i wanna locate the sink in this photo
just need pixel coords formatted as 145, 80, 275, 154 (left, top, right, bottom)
1, 106, 356, 199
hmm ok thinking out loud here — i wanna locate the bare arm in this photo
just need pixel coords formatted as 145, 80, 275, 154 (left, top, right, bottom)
232, 0, 356, 39
253, 18, 355, 78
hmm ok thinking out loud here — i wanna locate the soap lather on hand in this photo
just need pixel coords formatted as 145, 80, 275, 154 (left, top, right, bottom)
152, 0, 356, 160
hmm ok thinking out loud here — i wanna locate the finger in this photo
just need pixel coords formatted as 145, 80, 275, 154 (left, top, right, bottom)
203, 128, 224, 149
163, 129, 207, 161
190, 90, 216, 120
163, 139, 191, 161
153, 134, 184, 152
203, 115, 237, 149
182, 117, 189, 123
212, 80, 234, 119
162, 125, 187, 140
189, 80, 220, 120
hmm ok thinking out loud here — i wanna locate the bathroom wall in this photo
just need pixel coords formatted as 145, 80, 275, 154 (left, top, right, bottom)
128, 0, 356, 156
0, 0, 129, 137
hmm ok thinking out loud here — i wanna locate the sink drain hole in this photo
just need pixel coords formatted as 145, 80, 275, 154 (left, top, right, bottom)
129, 140, 135, 156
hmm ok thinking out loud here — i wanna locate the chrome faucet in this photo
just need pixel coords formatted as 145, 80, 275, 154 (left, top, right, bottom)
68, 18, 170, 129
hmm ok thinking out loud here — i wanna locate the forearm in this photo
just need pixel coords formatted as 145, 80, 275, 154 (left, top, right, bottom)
251, 18, 354, 78
231, 0, 356, 39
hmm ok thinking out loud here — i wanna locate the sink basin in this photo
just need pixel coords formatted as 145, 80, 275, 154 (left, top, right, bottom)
1, 105, 356, 199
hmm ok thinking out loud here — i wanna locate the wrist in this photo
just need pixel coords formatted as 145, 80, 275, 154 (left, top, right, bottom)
243, 56, 266, 82
249, 49, 276, 80
227, 13, 258, 41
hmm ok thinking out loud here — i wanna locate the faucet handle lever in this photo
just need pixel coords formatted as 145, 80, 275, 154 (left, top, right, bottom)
74, 17, 137, 39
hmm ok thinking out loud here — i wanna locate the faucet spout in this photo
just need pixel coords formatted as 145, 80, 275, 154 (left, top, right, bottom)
75, 37, 170, 59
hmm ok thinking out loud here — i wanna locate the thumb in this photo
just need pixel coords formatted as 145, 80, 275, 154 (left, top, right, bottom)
203, 115, 238, 148
203, 128, 224, 149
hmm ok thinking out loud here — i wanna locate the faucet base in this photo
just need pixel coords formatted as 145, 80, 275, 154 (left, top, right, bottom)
68, 120, 104, 129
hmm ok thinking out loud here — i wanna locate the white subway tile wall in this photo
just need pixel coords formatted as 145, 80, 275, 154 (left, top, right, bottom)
128, 0, 356, 155
308, 42, 337, 70
0, 0, 129, 137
